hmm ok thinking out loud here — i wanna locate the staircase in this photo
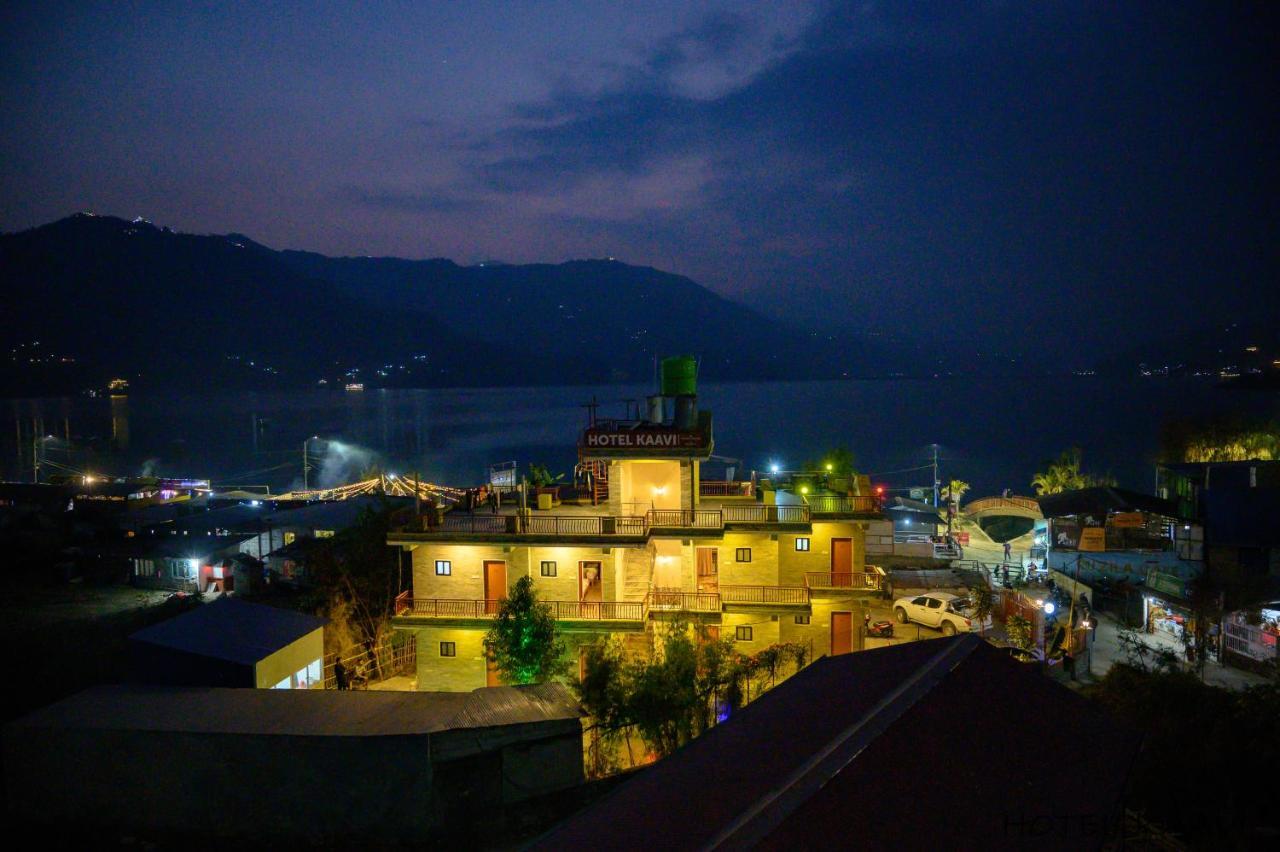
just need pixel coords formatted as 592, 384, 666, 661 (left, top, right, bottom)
620, 548, 654, 603
577, 459, 609, 505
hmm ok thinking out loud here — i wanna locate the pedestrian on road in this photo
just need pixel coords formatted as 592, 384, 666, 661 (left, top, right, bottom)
489, 490, 499, 514
1002, 541, 1012, 562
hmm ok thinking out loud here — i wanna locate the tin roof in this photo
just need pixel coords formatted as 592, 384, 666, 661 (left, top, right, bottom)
129, 597, 327, 665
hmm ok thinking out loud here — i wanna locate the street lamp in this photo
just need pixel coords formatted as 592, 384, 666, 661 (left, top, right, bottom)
303, 435, 319, 490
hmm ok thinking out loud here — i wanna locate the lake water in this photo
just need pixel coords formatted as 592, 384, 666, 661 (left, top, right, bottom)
3, 378, 1275, 498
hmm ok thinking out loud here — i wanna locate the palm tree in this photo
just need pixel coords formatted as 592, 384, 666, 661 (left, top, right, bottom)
941, 479, 970, 505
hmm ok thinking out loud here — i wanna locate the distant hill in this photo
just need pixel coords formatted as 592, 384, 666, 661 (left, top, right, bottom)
0, 214, 897, 396
1093, 320, 1280, 378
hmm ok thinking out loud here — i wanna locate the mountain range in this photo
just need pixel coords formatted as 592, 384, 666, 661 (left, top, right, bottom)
0, 214, 893, 396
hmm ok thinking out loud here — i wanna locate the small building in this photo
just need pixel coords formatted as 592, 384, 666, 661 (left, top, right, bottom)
125, 534, 254, 592
128, 597, 326, 690
534, 635, 1139, 850
4, 682, 583, 843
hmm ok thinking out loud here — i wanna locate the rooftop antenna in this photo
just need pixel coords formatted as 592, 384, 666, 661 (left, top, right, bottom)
582, 395, 600, 426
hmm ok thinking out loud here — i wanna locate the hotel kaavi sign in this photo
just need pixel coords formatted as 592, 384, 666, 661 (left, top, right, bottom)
580, 427, 709, 453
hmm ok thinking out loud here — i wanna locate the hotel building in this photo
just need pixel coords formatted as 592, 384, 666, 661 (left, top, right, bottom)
389, 370, 885, 692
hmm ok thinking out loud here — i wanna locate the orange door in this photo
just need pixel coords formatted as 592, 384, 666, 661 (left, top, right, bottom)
696, 547, 719, 593
831, 538, 853, 585
831, 611, 853, 656
484, 561, 507, 613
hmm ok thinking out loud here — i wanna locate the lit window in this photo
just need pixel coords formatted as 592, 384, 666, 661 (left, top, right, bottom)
795, 537, 810, 552
735, 626, 753, 641
735, 548, 751, 562
794, 615, 811, 625
541, 561, 557, 577
440, 641, 456, 657
435, 560, 451, 575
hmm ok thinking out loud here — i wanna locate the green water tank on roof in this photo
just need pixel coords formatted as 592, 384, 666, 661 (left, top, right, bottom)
660, 356, 698, 397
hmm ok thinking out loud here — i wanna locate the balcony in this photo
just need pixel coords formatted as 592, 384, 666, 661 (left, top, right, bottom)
720, 504, 810, 526
646, 508, 724, 532
719, 585, 810, 607
393, 592, 645, 624
804, 571, 885, 592
645, 588, 723, 615
804, 495, 882, 517
393, 511, 648, 542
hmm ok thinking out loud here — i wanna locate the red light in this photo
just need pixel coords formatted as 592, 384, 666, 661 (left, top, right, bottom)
875, 486, 884, 495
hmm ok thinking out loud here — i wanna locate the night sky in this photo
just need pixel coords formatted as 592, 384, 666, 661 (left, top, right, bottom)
1, 1, 1275, 355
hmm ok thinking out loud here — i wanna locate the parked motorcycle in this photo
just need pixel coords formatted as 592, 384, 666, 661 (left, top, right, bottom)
866, 620, 895, 638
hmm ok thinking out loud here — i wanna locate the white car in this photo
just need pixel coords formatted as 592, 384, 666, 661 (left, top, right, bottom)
893, 592, 988, 635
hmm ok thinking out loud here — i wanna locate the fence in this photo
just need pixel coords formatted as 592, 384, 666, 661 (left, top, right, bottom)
700, 480, 754, 498
720, 585, 810, 605
1223, 621, 1279, 663
646, 588, 722, 613
803, 572, 885, 591
324, 637, 416, 689
805, 495, 881, 515
719, 504, 810, 524
646, 509, 723, 530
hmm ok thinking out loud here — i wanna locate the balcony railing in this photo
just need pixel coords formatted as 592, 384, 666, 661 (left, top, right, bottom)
394, 592, 644, 622
720, 504, 810, 525
645, 588, 723, 613
429, 513, 646, 536
804, 572, 885, 591
719, 585, 810, 605
646, 509, 724, 530
700, 480, 754, 498
805, 495, 882, 515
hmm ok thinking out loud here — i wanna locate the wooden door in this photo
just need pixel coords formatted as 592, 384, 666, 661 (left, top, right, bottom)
579, 561, 603, 618
831, 537, 853, 584
696, 547, 719, 593
831, 611, 853, 656
484, 561, 506, 614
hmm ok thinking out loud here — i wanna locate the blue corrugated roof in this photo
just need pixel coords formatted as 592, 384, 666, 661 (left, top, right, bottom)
129, 597, 326, 665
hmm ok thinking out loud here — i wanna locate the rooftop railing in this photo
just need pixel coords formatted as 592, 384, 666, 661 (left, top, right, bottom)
428, 513, 646, 537
720, 504, 810, 525
700, 480, 754, 498
804, 495, 882, 516
719, 585, 810, 605
646, 509, 724, 530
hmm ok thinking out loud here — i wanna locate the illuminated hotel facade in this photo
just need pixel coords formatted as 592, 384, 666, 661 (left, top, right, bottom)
389, 384, 885, 692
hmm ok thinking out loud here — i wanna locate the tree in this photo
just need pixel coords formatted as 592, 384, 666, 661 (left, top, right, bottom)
485, 575, 566, 684
307, 503, 404, 654
1006, 614, 1035, 661
527, 462, 565, 489
941, 479, 970, 505
1030, 448, 1116, 495
967, 584, 994, 635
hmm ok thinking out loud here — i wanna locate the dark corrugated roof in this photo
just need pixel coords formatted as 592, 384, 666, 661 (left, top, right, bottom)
534, 637, 1138, 850
129, 597, 326, 665
1037, 486, 1180, 519
10, 681, 580, 737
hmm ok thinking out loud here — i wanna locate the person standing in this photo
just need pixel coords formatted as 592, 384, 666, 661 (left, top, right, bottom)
1002, 541, 1012, 562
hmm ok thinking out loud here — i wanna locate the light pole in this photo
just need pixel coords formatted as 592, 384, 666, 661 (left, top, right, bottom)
303, 435, 319, 490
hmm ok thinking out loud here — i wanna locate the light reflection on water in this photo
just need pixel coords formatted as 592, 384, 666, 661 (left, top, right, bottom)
2, 378, 1274, 496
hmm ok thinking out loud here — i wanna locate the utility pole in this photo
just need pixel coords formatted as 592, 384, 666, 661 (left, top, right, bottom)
932, 443, 940, 508
303, 438, 309, 490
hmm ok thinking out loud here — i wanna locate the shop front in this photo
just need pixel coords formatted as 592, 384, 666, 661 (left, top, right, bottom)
1143, 570, 1194, 642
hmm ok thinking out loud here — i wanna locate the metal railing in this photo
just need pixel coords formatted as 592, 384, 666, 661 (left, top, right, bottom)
803, 572, 885, 591
700, 480, 754, 498
720, 585, 810, 605
645, 588, 723, 613
646, 508, 724, 530
804, 495, 882, 515
430, 513, 646, 536
720, 504, 811, 524
394, 592, 644, 621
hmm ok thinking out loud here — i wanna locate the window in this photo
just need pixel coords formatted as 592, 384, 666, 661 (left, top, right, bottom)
735, 547, 751, 562
540, 560, 557, 577
169, 558, 196, 579
926, 598, 942, 610
794, 537, 810, 552
435, 560, 451, 576
794, 614, 811, 625
440, 641, 456, 657
735, 626, 753, 641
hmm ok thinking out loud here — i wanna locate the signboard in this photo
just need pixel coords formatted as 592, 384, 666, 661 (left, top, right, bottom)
953, 532, 970, 545
909, 488, 925, 500
1109, 512, 1145, 529
1078, 527, 1106, 552
1147, 570, 1187, 599
581, 428, 707, 450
